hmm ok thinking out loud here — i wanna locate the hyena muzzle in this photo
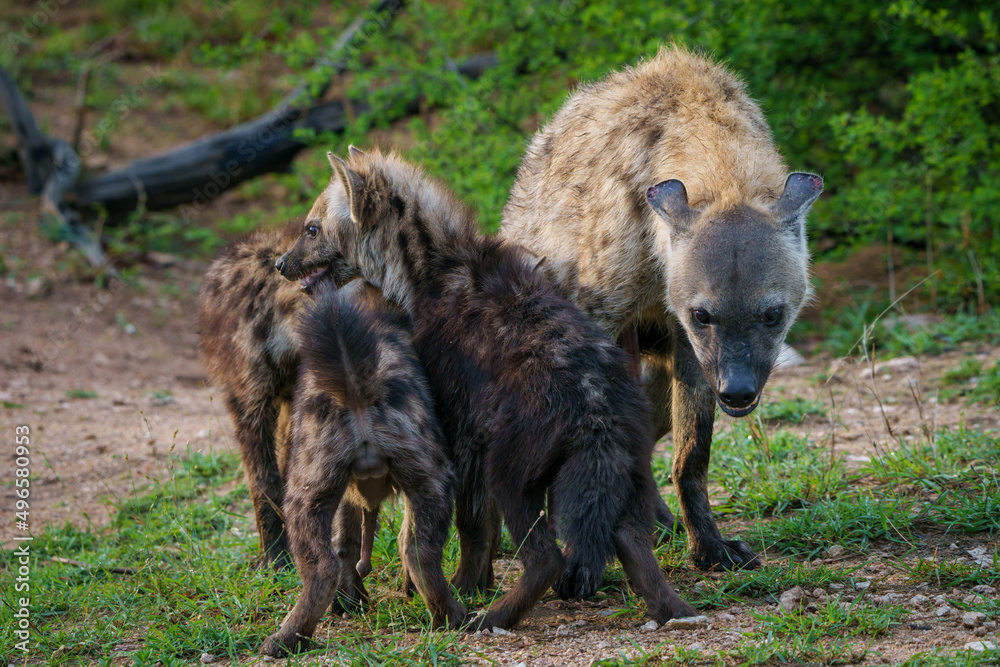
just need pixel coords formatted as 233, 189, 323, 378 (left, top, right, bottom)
261, 279, 466, 656
278, 146, 698, 630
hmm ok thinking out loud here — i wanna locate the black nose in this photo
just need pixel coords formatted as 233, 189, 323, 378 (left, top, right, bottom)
719, 376, 757, 409
275, 257, 285, 274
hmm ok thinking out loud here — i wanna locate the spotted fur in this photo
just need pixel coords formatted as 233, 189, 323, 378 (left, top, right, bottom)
500, 46, 823, 571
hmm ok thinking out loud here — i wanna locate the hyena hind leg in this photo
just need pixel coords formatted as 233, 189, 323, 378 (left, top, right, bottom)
330, 499, 368, 614
260, 472, 350, 657
227, 391, 291, 570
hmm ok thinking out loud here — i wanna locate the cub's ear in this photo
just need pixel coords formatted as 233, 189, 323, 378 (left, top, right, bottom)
328, 152, 366, 225
347, 145, 367, 159
773, 172, 823, 238
646, 179, 695, 231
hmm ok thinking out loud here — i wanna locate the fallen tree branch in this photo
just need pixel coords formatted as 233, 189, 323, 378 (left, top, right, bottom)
71, 51, 497, 217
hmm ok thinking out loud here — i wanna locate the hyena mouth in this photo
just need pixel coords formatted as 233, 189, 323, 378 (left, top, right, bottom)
299, 266, 330, 293
718, 394, 761, 419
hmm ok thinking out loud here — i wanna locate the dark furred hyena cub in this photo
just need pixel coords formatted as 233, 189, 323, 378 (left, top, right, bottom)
277, 147, 698, 630
198, 222, 355, 568
261, 279, 466, 657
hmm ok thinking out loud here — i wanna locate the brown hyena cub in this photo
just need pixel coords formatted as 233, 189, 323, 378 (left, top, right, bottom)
261, 279, 466, 657
277, 147, 697, 630
198, 222, 355, 568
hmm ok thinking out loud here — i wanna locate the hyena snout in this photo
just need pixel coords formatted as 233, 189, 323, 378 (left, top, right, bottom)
718, 369, 757, 410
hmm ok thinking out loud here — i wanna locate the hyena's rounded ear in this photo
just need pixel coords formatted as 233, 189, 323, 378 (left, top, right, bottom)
347, 145, 367, 159
773, 173, 823, 237
328, 151, 366, 225
646, 179, 695, 230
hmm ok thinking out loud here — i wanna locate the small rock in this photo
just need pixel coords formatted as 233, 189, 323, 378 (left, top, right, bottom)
718, 613, 736, 621
596, 641, 610, 649
261, 657, 276, 663
975, 627, 988, 637
829, 583, 845, 591
572, 619, 587, 627
826, 545, 845, 558
663, 615, 710, 630
971, 585, 996, 595
555, 624, 572, 636
935, 605, 952, 618
963, 641, 997, 652
780, 586, 806, 614
640, 620, 659, 632
963, 612, 988, 628
984, 621, 997, 631
688, 642, 705, 651
491, 626, 513, 636
514, 663, 526, 667
200, 654, 215, 665
910, 594, 930, 607
855, 581, 871, 590
811, 588, 827, 600
25, 276, 53, 299
949, 543, 959, 549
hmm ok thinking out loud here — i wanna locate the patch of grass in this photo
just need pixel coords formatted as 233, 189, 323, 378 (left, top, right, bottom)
897, 558, 1000, 588
752, 494, 921, 559
900, 646, 1000, 667
711, 421, 847, 518
65, 388, 98, 399
751, 598, 909, 639
862, 427, 1000, 493
2, 401, 26, 409
759, 396, 828, 423
727, 633, 855, 666
692, 562, 856, 609
966, 361, 1000, 406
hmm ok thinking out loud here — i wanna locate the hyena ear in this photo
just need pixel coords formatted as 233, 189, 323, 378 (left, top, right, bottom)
646, 179, 696, 230
347, 145, 366, 159
773, 173, 823, 238
328, 152, 366, 225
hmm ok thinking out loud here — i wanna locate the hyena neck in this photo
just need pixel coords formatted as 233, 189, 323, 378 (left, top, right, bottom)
359, 174, 480, 316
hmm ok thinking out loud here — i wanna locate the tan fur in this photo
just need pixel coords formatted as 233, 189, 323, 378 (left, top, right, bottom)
502, 45, 790, 336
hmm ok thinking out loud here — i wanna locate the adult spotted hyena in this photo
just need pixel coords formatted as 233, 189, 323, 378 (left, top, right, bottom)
261, 280, 466, 656
276, 147, 697, 630
198, 223, 355, 568
500, 46, 823, 571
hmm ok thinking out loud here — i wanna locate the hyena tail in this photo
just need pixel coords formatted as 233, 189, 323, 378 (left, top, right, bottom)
551, 430, 632, 599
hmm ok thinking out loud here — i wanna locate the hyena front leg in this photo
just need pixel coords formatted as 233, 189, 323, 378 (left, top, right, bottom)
450, 453, 494, 596
260, 469, 350, 657
227, 391, 290, 569
637, 320, 682, 541
671, 332, 759, 571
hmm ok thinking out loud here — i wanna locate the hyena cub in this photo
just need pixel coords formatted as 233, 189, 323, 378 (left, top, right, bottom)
277, 147, 697, 630
198, 222, 355, 568
261, 279, 466, 656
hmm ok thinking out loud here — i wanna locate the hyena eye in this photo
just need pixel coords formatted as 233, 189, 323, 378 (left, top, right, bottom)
305, 224, 319, 238
691, 309, 711, 327
761, 307, 783, 326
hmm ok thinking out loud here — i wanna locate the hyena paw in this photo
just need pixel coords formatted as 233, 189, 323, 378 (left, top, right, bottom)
451, 563, 491, 596
691, 538, 760, 572
554, 561, 604, 600
260, 632, 310, 657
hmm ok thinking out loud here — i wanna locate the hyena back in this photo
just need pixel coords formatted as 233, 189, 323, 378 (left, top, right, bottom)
197, 223, 354, 568
278, 148, 697, 630
500, 46, 823, 571
261, 280, 465, 656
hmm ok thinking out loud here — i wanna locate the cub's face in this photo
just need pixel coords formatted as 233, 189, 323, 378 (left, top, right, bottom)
275, 181, 358, 292
647, 174, 822, 417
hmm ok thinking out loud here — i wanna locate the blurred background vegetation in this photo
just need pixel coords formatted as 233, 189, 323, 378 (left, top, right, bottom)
1, 0, 997, 353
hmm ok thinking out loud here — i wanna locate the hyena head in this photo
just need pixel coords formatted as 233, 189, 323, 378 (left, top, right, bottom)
274, 151, 366, 293
647, 173, 823, 417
